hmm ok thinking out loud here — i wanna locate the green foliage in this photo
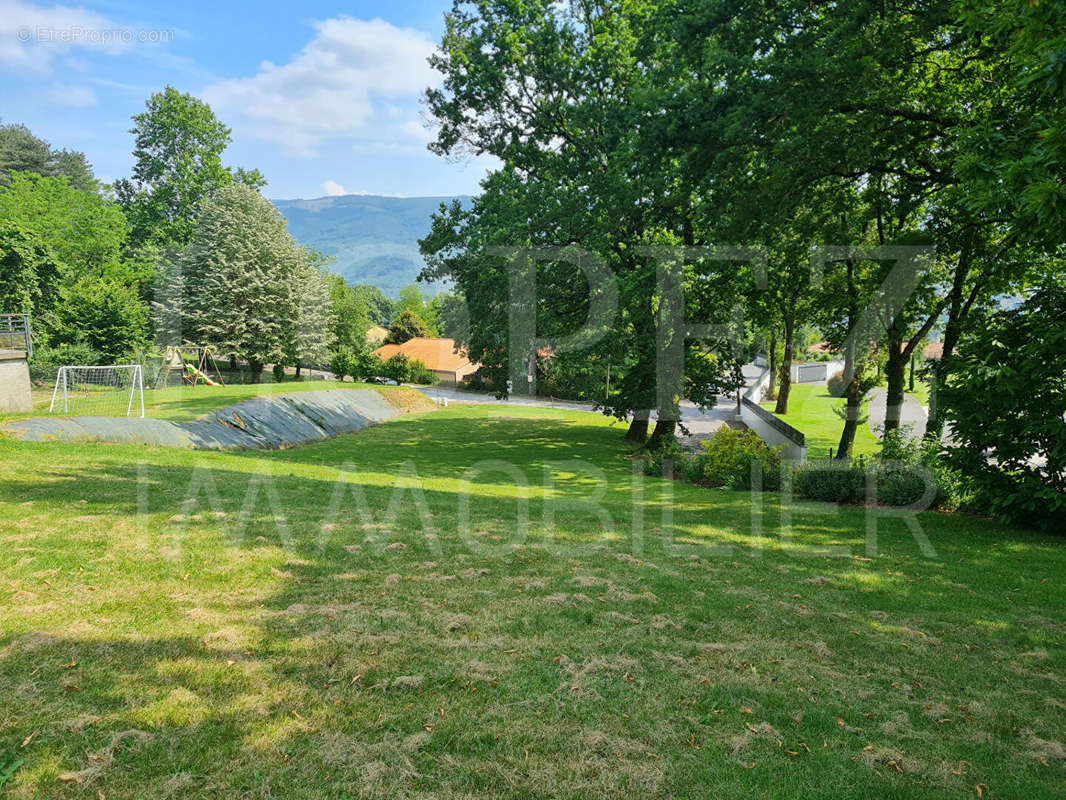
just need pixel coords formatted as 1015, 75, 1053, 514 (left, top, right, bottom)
272, 363, 286, 383
289, 253, 335, 368
0, 172, 127, 273
352, 285, 394, 326
115, 87, 249, 248
385, 309, 429, 344
791, 461, 869, 505
431, 290, 470, 341
175, 184, 331, 374
380, 353, 408, 384
327, 275, 372, 351
394, 284, 439, 335
54, 276, 150, 363
0, 221, 60, 318
407, 359, 438, 386
697, 427, 783, 491
941, 281, 1066, 529
28, 340, 104, 382
0, 122, 98, 191
641, 437, 684, 478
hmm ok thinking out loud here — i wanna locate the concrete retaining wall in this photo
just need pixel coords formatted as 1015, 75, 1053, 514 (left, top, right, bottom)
737, 366, 807, 461
0, 350, 32, 413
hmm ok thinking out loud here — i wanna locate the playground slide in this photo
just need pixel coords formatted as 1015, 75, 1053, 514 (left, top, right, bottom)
184, 363, 219, 386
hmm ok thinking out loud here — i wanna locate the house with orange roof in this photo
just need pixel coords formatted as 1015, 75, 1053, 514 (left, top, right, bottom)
372, 337, 481, 386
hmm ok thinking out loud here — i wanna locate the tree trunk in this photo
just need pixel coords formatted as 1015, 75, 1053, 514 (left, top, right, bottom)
645, 418, 676, 452
835, 322, 862, 459
774, 311, 796, 414
883, 340, 907, 434
925, 244, 974, 442
295, 363, 302, 379
767, 328, 778, 398
624, 410, 650, 443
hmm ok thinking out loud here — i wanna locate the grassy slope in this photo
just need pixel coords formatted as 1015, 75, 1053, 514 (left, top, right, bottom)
1, 405, 1064, 798
10, 381, 433, 425
762, 384, 884, 458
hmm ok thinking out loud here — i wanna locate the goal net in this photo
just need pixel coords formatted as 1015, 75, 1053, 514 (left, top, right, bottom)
49, 365, 145, 418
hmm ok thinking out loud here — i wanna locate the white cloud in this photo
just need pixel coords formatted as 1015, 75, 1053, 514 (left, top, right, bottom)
321, 180, 347, 196
46, 83, 96, 107
202, 17, 439, 157
0, 0, 169, 72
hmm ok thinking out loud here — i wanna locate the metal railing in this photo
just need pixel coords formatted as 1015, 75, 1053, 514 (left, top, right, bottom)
0, 314, 32, 357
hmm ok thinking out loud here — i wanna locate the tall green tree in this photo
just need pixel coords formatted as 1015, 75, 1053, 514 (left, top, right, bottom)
326, 274, 372, 351
0, 221, 61, 321
424, 0, 740, 446
394, 284, 440, 335
0, 172, 126, 273
353, 285, 394, 326
177, 184, 307, 381
287, 254, 336, 374
115, 87, 263, 249
385, 309, 430, 344
0, 123, 100, 192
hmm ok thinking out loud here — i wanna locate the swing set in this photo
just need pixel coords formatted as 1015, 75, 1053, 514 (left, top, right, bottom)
154, 346, 227, 388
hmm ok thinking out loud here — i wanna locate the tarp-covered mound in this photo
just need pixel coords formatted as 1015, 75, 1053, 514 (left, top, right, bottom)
5, 389, 402, 450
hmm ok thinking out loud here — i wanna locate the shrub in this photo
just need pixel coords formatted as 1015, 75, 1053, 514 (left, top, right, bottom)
330, 347, 355, 381
28, 340, 103, 383
407, 359, 438, 385
354, 352, 386, 382
698, 427, 782, 491
272, 363, 286, 383
791, 460, 868, 503
940, 281, 1066, 530
642, 438, 686, 478
826, 370, 846, 398
383, 353, 412, 384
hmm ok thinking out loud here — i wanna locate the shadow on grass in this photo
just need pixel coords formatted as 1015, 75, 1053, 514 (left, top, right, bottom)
1, 410, 1065, 797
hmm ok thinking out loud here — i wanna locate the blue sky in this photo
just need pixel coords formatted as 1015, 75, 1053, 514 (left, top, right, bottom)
0, 0, 493, 199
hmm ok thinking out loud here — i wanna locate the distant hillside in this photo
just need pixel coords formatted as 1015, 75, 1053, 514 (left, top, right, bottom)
273, 194, 469, 296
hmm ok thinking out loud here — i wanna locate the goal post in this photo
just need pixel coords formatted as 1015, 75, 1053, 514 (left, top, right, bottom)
49, 365, 145, 418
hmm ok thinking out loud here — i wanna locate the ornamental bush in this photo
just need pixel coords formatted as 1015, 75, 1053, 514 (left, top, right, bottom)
698, 427, 782, 491
826, 370, 846, 398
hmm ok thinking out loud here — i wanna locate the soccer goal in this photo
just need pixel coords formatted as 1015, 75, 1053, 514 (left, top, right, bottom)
49, 365, 145, 418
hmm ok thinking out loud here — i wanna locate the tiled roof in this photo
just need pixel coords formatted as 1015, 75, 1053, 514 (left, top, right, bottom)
373, 337, 479, 374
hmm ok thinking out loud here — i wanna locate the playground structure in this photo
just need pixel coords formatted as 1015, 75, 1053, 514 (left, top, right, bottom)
154, 346, 227, 389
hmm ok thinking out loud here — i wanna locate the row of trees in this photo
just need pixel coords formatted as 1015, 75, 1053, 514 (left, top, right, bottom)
0, 92, 438, 382
418, 0, 1064, 524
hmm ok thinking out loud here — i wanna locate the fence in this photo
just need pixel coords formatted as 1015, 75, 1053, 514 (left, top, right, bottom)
0, 314, 32, 357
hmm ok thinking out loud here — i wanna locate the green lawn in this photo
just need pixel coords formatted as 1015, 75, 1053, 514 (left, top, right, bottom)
1, 404, 1064, 798
761, 384, 883, 458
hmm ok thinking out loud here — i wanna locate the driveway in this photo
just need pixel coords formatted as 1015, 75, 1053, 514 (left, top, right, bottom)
866, 387, 928, 438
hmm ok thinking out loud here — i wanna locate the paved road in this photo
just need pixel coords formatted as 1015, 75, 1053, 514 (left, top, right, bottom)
865, 387, 928, 438
413, 382, 748, 444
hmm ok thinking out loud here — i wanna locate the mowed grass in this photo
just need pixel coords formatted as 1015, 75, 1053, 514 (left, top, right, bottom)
762, 384, 883, 458
1, 404, 1064, 798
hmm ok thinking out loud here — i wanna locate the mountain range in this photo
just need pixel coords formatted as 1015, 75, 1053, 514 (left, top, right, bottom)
273, 194, 468, 296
